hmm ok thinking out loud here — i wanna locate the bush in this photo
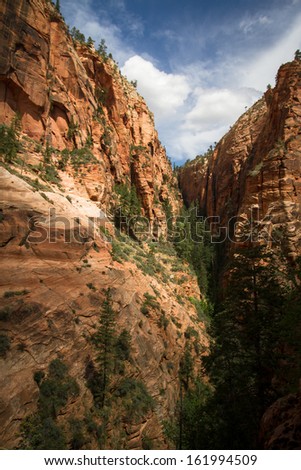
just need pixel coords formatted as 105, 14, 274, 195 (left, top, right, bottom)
140, 304, 150, 316
86, 283, 96, 291
3, 289, 29, 298
0, 334, 10, 358
114, 378, 155, 422
184, 326, 199, 339
0, 117, 20, 163
69, 418, 87, 449
48, 358, 68, 379
157, 313, 169, 330
0, 306, 11, 321
114, 330, 131, 362
143, 292, 160, 310
34, 371, 45, 386
111, 239, 128, 263
20, 415, 67, 450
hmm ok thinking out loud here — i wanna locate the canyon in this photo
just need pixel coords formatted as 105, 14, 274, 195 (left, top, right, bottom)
1, 0, 301, 450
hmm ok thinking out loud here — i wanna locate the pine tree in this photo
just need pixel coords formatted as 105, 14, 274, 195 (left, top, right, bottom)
203, 246, 288, 448
87, 36, 95, 48
91, 289, 116, 407
97, 39, 108, 59
55, 0, 60, 13
294, 49, 301, 61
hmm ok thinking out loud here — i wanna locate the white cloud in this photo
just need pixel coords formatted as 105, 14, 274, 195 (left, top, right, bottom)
120, 54, 262, 161
163, 87, 261, 161
182, 88, 259, 132
121, 55, 191, 119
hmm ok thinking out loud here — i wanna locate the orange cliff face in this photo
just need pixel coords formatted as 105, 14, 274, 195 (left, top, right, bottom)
179, 60, 301, 259
0, 0, 180, 231
0, 0, 207, 450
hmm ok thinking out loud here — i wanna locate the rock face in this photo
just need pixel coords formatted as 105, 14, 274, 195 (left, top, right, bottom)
259, 391, 301, 449
0, 0, 206, 450
0, 0, 179, 232
179, 60, 301, 259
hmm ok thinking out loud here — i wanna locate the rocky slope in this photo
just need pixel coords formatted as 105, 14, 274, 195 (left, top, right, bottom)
0, 0, 207, 449
179, 59, 301, 260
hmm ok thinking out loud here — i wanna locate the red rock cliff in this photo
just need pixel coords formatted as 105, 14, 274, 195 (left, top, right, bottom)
0, 0, 179, 232
0, 0, 206, 450
179, 60, 301, 259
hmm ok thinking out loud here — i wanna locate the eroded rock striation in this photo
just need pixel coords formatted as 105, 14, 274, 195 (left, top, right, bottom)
0, 0, 206, 449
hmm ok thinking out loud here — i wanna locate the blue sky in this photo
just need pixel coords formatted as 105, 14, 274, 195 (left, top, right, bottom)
61, 0, 301, 163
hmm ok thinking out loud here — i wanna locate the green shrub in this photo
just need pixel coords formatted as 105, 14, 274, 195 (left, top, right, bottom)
114, 330, 131, 362
114, 377, 154, 422
113, 183, 141, 234
0, 334, 10, 358
57, 149, 70, 170
184, 326, 199, 339
0, 306, 11, 321
70, 147, 97, 170
20, 415, 67, 450
86, 283, 96, 291
140, 304, 150, 316
157, 313, 169, 330
69, 418, 87, 450
142, 433, 153, 450
3, 289, 29, 298
189, 297, 212, 325
0, 117, 20, 163
43, 164, 61, 184
34, 371, 45, 386
111, 239, 128, 263
143, 292, 160, 310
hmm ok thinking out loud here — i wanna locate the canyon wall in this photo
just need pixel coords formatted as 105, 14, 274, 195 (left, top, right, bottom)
179, 60, 301, 260
0, 0, 180, 232
0, 0, 205, 449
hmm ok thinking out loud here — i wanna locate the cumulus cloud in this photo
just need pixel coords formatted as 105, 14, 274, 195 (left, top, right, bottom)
182, 88, 259, 132
120, 55, 261, 160
121, 56, 191, 120
163, 87, 261, 161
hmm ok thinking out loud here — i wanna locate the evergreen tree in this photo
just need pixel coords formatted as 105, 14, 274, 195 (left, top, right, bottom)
87, 36, 95, 48
114, 183, 142, 238
91, 289, 116, 407
0, 115, 21, 163
70, 27, 86, 44
97, 39, 108, 59
173, 202, 213, 295
55, 0, 60, 12
294, 49, 301, 61
202, 246, 289, 448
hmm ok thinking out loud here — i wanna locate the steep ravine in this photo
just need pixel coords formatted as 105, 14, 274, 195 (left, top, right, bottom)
1, 0, 301, 452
